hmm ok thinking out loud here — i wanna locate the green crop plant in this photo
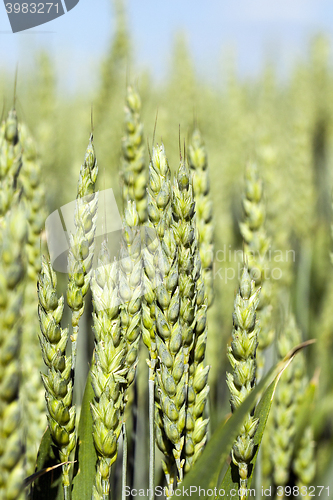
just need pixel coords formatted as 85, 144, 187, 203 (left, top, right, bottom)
0, 109, 21, 221
37, 256, 75, 500
0, 206, 27, 500
0, 110, 28, 500
188, 128, 214, 308
120, 86, 147, 224
262, 313, 316, 499
19, 123, 47, 477
227, 264, 260, 500
66, 135, 98, 373
2, 20, 333, 500
240, 162, 274, 380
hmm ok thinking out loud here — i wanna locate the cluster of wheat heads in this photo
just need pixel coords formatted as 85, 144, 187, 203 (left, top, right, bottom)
0, 72, 325, 500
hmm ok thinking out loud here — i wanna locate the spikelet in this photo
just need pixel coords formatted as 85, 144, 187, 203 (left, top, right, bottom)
227, 265, 260, 500
188, 128, 214, 307
66, 134, 98, 370
0, 109, 21, 222
37, 256, 75, 499
239, 162, 273, 379
120, 86, 147, 224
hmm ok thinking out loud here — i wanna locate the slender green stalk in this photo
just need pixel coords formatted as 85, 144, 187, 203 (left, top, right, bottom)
239, 162, 273, 380
188, 128, 214, 307
37, 256, 75, 500
227, 264, 260, 500
67, 134, 98, 373
120, 86, 147, 223
122, 423, 127, 500
148, 370, 155, 500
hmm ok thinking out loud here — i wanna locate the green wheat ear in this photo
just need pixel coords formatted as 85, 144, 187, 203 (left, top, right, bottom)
239, 161, 273, 380
90, 243, 125, 500
188, 128, 214, 308
227, 264, 260, 500
67, 134, 98, 372
19, 122, 47, 477
142, 143, 172, 366
0, 109, 27, 500
120, 85, 147, 223
0, 206, 27, 500
172, 158, 209, 475
91, 201, 143, 499
37, 256, 75, 500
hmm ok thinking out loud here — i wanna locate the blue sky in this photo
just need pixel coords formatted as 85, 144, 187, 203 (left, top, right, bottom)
0, 0, 332, 90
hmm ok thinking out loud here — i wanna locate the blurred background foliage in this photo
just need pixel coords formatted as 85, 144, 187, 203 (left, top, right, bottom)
3, 0, 333, 492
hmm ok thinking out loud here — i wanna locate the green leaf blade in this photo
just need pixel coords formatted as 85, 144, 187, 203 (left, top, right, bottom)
72, 371, 97, 500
